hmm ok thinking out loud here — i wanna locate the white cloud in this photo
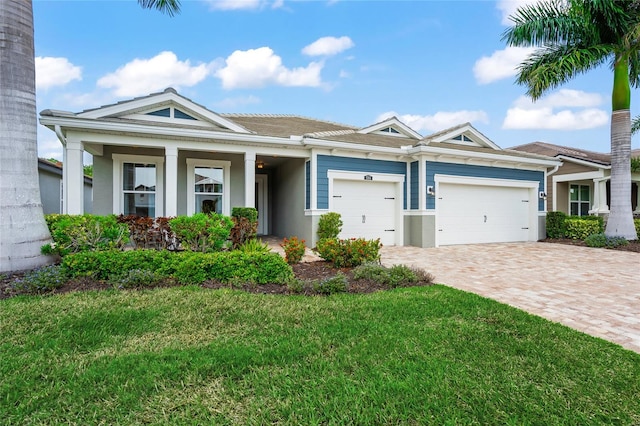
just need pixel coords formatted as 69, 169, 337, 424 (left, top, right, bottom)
497, 0, 543, 25
502, 89, 608, 130
377, 110, 489, 133
97, 51, 210, 97
339, 70, 350, 78
215, 47, 323, 89
513, 89, 603, 108
204, 0, 283, 10
37, 137, 64, 161
302, 36, 354, 57
473, 46, 536, 84
35, 57, 82, 90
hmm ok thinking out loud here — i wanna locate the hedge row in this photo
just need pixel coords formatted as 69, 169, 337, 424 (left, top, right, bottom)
61, 249, 293, 286
546, 212, 604, 239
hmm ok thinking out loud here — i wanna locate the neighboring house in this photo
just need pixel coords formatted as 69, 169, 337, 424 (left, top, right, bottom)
39, 88, 559, 247
510, 142, 640, 217
38, 158, 92, 214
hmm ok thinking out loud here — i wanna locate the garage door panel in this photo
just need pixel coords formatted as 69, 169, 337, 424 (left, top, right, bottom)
333, 179, 397, 245
438, 183, 531, 245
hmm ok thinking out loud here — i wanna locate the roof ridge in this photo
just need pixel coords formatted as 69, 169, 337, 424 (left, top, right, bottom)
304, 129, 357, 138
221, 113, 359, 129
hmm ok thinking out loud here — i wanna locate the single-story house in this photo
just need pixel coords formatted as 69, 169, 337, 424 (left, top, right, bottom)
510, 142, 640, 217
38, 158, 92, 214
39, 88, 560, 247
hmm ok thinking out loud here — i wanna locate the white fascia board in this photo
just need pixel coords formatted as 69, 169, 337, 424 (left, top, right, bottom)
552, 170, 607, 183
556, 155, 611, 170
409, 145, 560, 168
302, 137, 408, 156
76, 91, 251, 134
40, 116, 298, 146
66, 130, 311, 159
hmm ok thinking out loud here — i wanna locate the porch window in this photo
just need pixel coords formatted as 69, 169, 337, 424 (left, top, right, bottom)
113, 154, 164, 217
187, 159, 231, 216
570, 184, 590, 216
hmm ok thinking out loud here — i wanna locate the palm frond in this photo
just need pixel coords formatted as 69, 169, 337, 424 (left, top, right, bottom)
631, 115, 640, 135
628, 51, 640, 88
517, 44, 612, 99
138, 0, 181, 17
502, 0, 586, 47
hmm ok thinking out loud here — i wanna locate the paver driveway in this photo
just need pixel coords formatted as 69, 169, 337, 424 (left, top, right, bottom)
380, 242, 640, 353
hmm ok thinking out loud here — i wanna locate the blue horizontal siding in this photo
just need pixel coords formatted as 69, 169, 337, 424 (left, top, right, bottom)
426, 161, 545, 210
410, 161, 419, 209
317, 155, 407, 209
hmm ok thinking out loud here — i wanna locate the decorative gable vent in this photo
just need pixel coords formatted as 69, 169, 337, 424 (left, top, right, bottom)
452, 134, 474, 142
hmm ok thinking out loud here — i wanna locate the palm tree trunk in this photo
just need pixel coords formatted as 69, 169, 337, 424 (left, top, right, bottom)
606, 109, 637, 239
0, 0, 54, 272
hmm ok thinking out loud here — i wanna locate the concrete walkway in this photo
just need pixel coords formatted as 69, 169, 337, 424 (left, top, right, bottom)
380, 242, 640, 353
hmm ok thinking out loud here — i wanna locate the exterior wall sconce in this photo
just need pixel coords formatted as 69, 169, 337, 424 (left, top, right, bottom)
256, 160, 264, 169
539, 191, 547, 199
427, 185, 435, 196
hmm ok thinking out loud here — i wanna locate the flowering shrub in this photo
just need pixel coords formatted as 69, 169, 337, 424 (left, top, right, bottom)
13, 265, 67, 294
313, 272, 348, 294
315, 237, 382, 268
117, 215, 176, 250
281, 236, 306, 264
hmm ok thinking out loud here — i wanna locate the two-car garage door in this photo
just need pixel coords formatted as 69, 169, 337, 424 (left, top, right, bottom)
437, 181, 535, 246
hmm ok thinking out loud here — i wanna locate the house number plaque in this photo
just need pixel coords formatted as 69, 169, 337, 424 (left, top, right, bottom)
364, 175, 373, 181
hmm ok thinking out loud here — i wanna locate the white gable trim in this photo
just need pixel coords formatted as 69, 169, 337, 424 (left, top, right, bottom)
425, 123, 500, 150
77, 89, 252, 134
556, 155, 611, 170
357, 117, 422, 140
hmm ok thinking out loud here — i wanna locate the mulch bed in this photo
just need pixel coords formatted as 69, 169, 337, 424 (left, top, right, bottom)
0, 261, 417, 300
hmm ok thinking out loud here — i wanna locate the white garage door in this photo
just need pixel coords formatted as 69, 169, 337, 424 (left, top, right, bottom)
332, 179, 397, 245
437, 183, 532, 245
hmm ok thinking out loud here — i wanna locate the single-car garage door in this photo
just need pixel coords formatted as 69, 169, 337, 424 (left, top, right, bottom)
437, 183, 533, 245
332, 179, 398, 245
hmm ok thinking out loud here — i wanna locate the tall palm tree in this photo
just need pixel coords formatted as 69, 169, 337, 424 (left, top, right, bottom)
503, 0, 638, 239
0, 0, 180, 273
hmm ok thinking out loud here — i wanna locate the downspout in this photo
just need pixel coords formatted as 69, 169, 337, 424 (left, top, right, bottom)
545, 161, 561, 212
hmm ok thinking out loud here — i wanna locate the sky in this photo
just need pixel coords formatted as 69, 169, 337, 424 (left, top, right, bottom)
33, 0, 640, 162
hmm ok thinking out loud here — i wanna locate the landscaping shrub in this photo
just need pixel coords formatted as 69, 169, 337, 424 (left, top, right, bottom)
285, 277, 305, 294
237, 239, 271, 254
635, 218, 640, 240
281, 236, 306, 264
315, 237, 382, 267
584, 233, 629, 248
173, 251, 293, 285
313, 273, 348, 295
41, 214, 129, 256
352, 263, 433, 288
564, 217, 603, 240
317, 212, 343, 240
62, 249, 182, 280
117, 215, 176, 250
169, 213, 233, 252
230, 207, 258, 249
546, 211, 567, 238
13, 265, 67, 294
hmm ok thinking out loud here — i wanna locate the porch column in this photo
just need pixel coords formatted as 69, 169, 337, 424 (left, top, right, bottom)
165, 147, 178, 217
597, 179, 609, 212
65, 139, 84, 214
635, 182, 640, 213
244, 151, 256, 207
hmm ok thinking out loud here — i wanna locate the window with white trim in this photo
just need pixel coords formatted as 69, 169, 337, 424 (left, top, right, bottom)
570, 184, 590, 216
113, 154, 164, 217
187, 159, 231, 215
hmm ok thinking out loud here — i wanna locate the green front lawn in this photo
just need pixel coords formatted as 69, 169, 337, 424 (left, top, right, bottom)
1, 286, 638, 425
